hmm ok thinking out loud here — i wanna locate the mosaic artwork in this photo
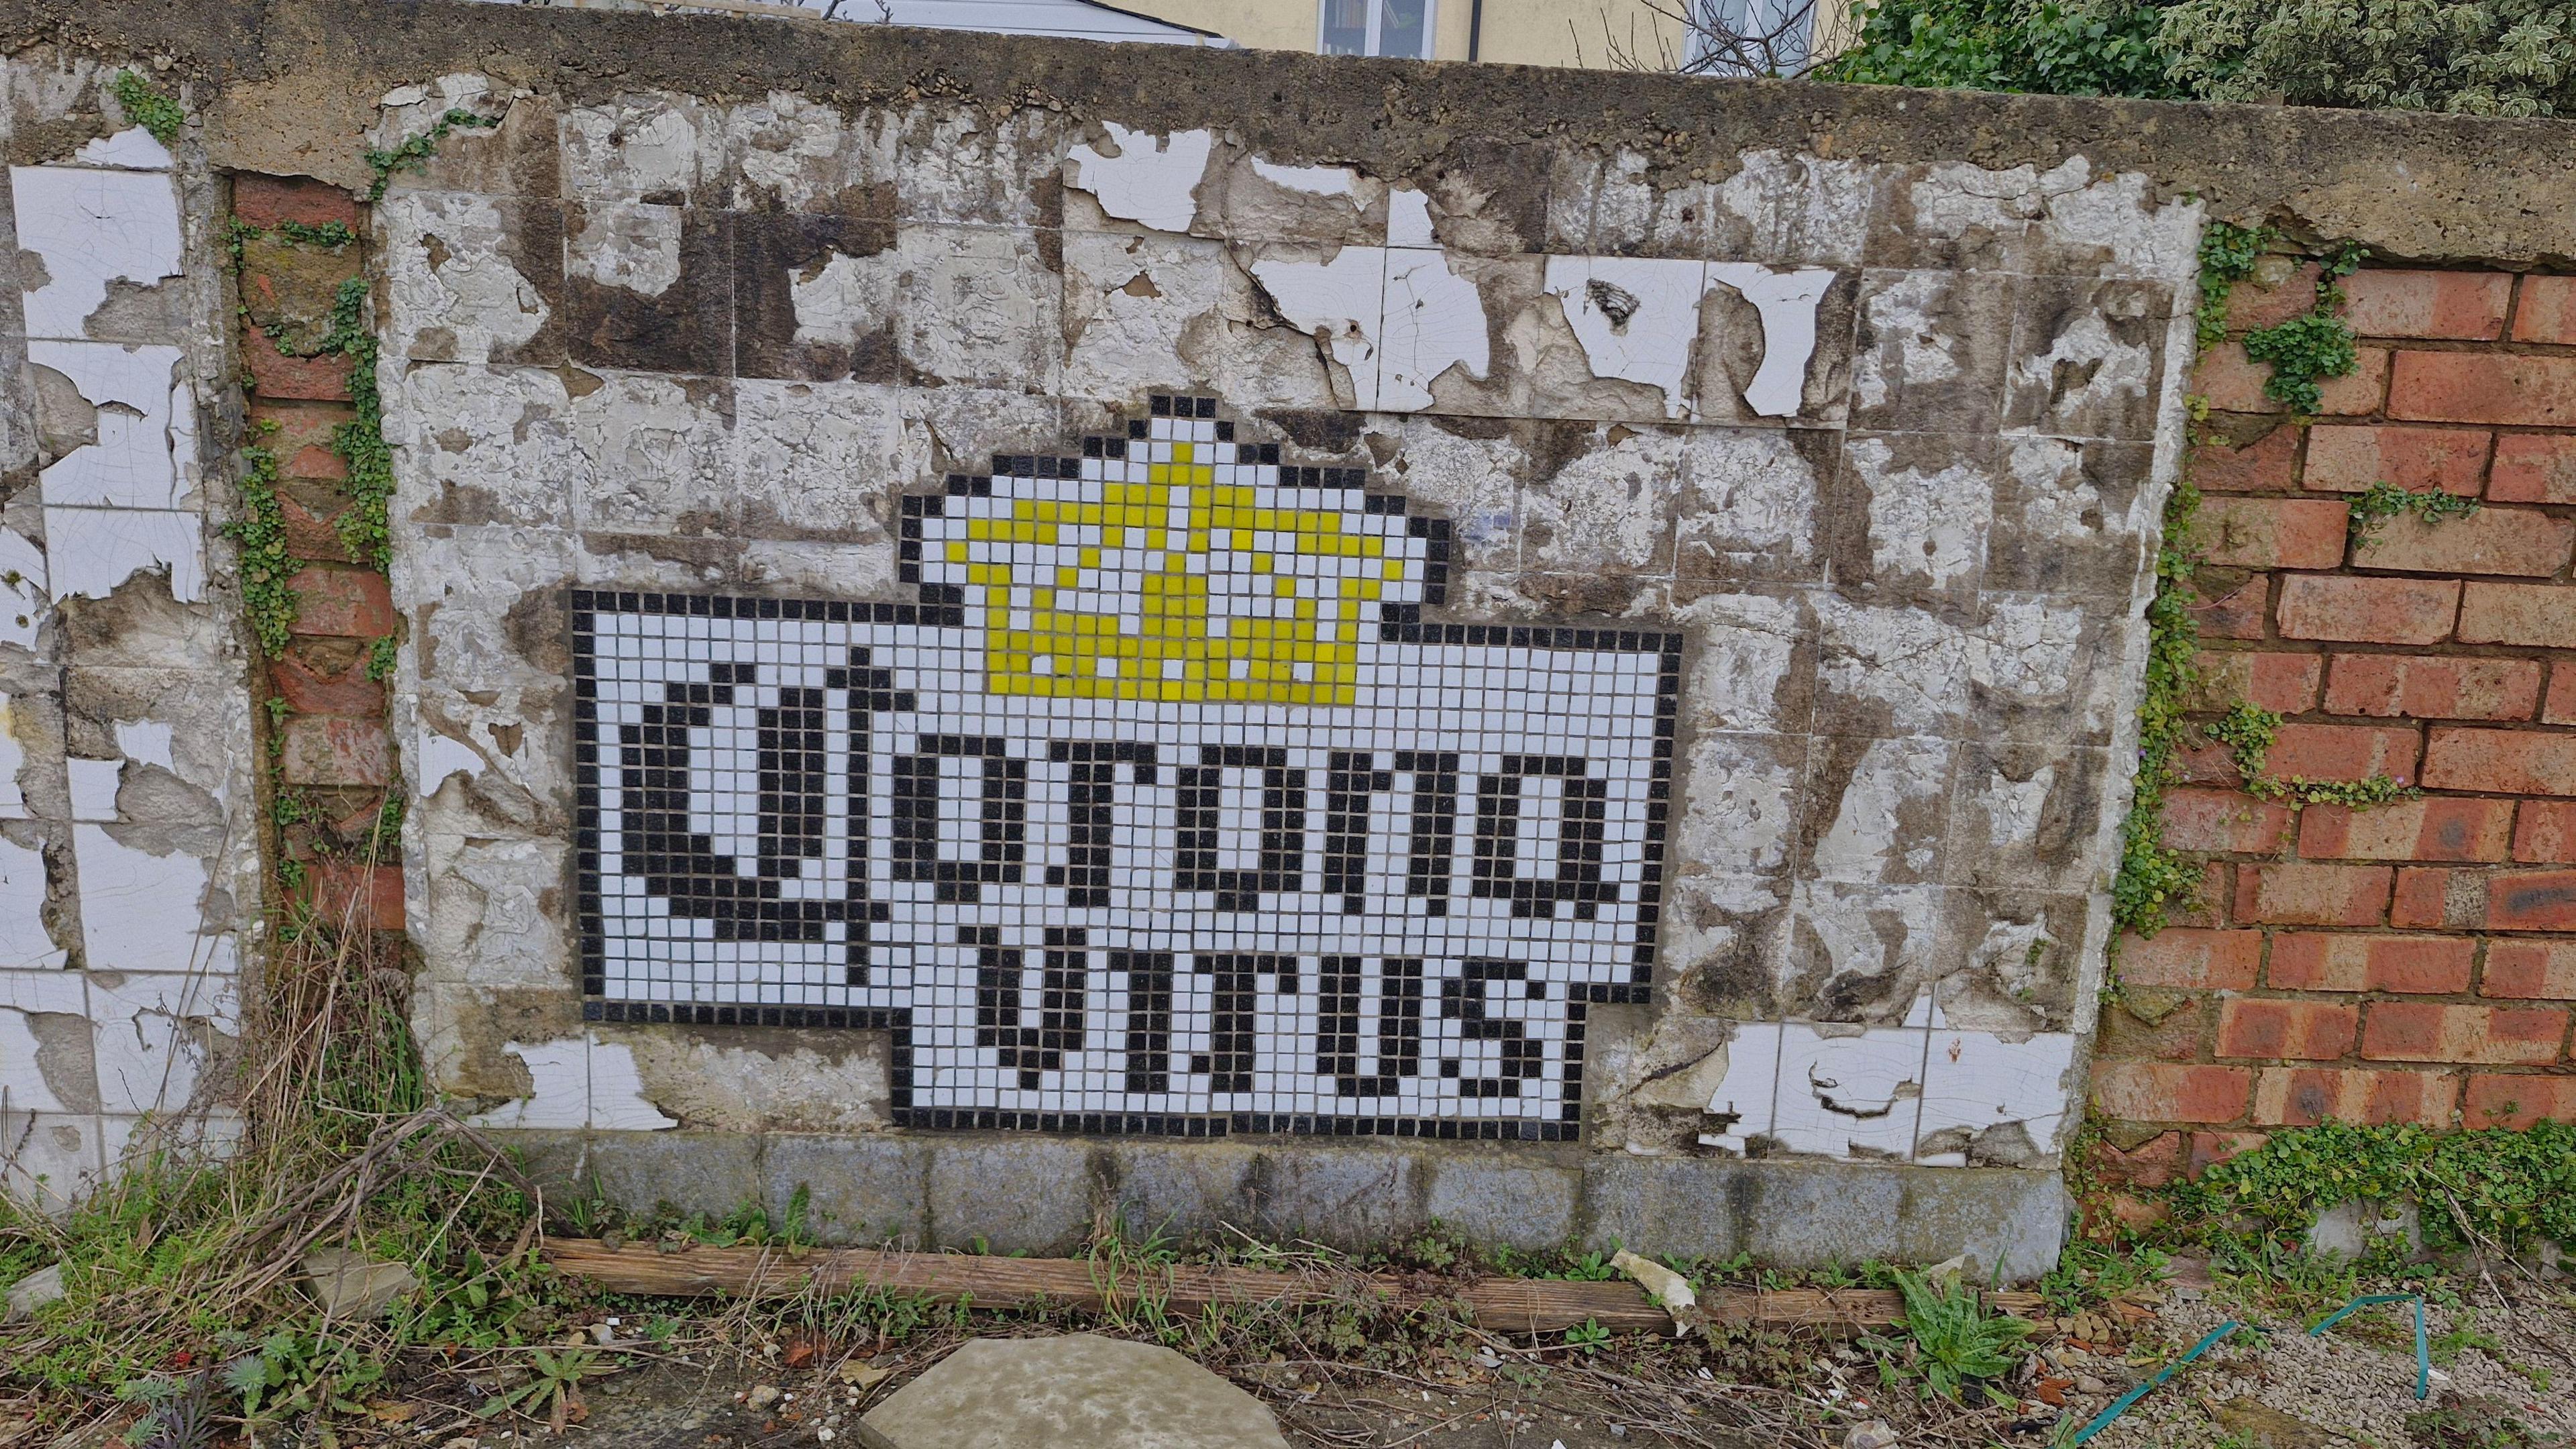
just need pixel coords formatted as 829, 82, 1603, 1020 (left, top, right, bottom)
574, 396, 1680, 1137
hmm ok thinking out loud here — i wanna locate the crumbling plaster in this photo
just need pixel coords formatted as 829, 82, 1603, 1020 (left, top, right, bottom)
1, 50, 260, 1212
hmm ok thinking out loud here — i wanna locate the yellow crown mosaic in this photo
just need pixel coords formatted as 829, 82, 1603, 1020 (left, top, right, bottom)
909, 399, 1440, 706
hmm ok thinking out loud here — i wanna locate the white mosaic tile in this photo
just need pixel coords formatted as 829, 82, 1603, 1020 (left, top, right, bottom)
572, 395, 1678, 1139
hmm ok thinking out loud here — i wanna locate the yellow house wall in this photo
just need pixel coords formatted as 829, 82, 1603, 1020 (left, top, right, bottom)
1109, 0, 1690, 66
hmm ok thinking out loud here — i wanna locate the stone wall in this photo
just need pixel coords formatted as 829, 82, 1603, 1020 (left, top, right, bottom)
5, 0, 2576, 1273
2090, 264, 2576, 1201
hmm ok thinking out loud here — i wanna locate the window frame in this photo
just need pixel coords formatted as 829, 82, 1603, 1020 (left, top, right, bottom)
1317, 0, 1437, 60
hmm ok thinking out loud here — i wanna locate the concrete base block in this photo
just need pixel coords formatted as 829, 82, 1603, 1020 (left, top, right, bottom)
510, 1129, 2072, 1281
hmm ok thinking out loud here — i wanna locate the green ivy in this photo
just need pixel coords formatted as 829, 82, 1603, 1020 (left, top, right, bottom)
275, 219, 357, 250
2110, 461, 2202, 938
366, 635, 398, 683
2194, 219, 2273, 350
1823, 0, 2188, 97
226, 441, 298, 657
2163, 1120, 2576, 1255
363, 108, 498, 203
2239, 312, 2359, 413
2349, 480, 2481, 543
315, 276, 398, 570
2205, 700, 2418, 806
109, 70, 184, 146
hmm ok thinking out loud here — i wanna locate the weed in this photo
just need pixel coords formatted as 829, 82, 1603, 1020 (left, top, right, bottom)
2350, 479, 2481, 542
2204, 700, 2417, 806
1563, 1318, 1612, 1353
2110, 425, 2202, 938
364, 108, 499, 202
227, 442, 297, 656
365, 634, 398, 682
2194, 220, 2273, 349
2407, 1395, 2563, 1449
1863, 1268, 2034, 1404
109, 70, 185, 146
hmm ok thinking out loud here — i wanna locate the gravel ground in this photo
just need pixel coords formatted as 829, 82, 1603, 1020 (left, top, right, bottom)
2084, 1275, 2576, 1449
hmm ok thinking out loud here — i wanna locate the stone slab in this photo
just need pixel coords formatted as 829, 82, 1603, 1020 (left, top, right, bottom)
856, 1334, 1287, 1449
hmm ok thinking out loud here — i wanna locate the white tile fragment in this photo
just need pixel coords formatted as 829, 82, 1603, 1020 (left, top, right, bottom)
88, 971, 238, 1117
1699, 1020, 1780, 1155
1375, 248, 1489, 411
1248, 246, 1389, 407
0, 530, 46, 651
1248, 158, 1359, 201
65, 760, 119, 822
0, 967, 88, 1111
70, 825, 232, 975
465, 1035, 677, 1132
417, 732, 487, 795
1386, 186, 1435, 247
30, 341, 187, 509
0, 839, 64, 968
70, 127, 173, 171
1764, 1024, 1929, 1161
1913, 1028, 2080, 1165
111, 722, 174, 773
40, 507, 205, 602
9, 165, 184, 339
0, 698, 25, 820
1705, 263, 1835, 417
1544, 256, 1711, 419
588, 1038, 682, 1130
1065, 123, 1213, 234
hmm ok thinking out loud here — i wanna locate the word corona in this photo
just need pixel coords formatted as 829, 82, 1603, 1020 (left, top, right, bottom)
574, 396, 1679, 1138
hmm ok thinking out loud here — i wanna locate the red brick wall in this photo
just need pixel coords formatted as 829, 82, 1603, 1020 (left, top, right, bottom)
231, 174, 405, 932
2092, 264, 2576, 1189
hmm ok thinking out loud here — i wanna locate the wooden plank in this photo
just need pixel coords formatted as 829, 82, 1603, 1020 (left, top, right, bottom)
544, 1239, 2045, 1334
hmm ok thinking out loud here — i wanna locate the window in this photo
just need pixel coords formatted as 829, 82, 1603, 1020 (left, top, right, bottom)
1681, 0, 1817, 76
1320, 0, 1434, 59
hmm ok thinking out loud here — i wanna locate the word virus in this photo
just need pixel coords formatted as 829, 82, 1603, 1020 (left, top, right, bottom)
574, 396, 1680, 1137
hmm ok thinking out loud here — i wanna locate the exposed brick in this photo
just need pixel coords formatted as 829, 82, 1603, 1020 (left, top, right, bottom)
2264, 722, 2420, 784
2197, 345, 2387, 417
249, 398, 357, 480
2195, 574, 2271, 640
2090, 1131, 2185, 1190
2296, 796, 2513, 863
2461, 1074, 2576, 1130
231, 173, 366, 231
2163, 788, 2294, 854
2275, 576, 2459, 644
2342, 270, 2512, 341
2484, 941, 2576, 1000
2233, 863, 2392, 926
284, 566, 397, 639
278, 715, 394, 788
2515, 802, 2576, 863
2489, 434, 2576, 505
2188, 1130, 2269, 1175
2391, 351, 2576, 426
2193, 651, 2322, 714
269, 650, 386, 718
2362, 1002, 2568, 1063
2253, 1067, 2459, 1127
301, 861, 405, 932
2421, 728, 2576, 796
2486, 870, 2576, 930
241, 327, 352, 402
2267, 933, 2476, 994
2117, 928, 2263, 991
2173, 738, 2249, 788
2510, 274, 2576, 345
2192, 425, 2300, 494
2200, 497, 2348, 570
2391, 867, 2470, 928
2456, 583, 2576, 648
2302, 424, 2487, 496
2217, 998, 2359, 1060
279, 492, 356, 563
2225, 259, 2324, 333
2324, 654, 2541, 721
2353, 507, 2575, 578
2091, 1062, 2251, 1124
2551, 667, 2576, 727
2098, 996, 2207, 1063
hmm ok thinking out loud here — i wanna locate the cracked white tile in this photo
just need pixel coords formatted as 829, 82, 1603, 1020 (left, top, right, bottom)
1705, 263, 1835, 418
29, 341, 188, 509
70, 824, 233, 975
0, 530, 46, 651
39, 506, 205, 602
9, 165, 184, 339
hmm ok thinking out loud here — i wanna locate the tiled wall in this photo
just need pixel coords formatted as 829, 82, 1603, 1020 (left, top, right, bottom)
0, 61, 256, 1209
368, 76, 2198, 1167
2092, 264, 2576, 1196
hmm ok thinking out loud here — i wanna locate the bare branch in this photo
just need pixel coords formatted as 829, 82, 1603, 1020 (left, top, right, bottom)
1605, 0, 1835, 80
